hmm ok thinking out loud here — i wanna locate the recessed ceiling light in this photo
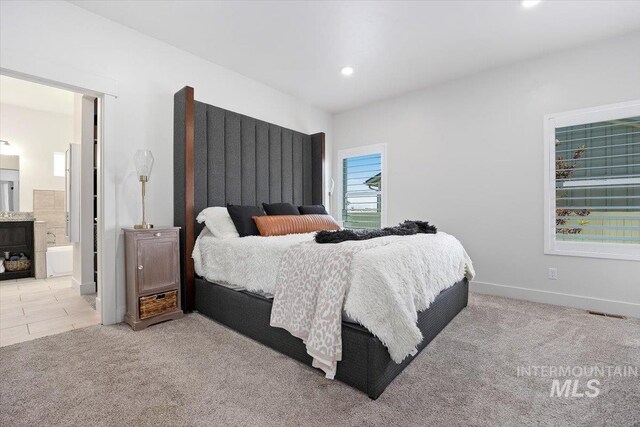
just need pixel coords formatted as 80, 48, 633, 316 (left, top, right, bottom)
521, 0, 541, 8
341, 66, 354, 77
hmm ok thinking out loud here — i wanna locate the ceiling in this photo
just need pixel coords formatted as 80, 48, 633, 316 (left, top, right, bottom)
69, 1, 640, 113
0, 75, 75, 115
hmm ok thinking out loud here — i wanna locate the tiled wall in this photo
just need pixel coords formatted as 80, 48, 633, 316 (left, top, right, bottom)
33, 190, 68, 247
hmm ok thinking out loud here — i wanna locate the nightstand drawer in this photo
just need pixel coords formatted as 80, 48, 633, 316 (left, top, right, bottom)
133, 229, 179, 240
139, 290, 178, 320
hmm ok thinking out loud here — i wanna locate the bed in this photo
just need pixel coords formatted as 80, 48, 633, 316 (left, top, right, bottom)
173, 86, 470, 399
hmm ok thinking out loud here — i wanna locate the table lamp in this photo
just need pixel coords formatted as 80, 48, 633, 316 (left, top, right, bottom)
134, 149, 154, 229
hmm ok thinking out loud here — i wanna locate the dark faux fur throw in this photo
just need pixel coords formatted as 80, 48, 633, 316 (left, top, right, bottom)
315, 220, 437, 244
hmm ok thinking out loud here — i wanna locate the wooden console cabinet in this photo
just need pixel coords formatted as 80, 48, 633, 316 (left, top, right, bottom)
0, 220, 35, 281
123, 227, 183, 330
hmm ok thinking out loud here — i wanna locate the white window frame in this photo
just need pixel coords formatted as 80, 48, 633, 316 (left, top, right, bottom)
544, 99, 640, 261
337, 143, 387, 228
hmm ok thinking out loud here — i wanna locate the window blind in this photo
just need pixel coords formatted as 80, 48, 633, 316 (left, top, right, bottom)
343, 153, 382, 229
555, 116, 640, 244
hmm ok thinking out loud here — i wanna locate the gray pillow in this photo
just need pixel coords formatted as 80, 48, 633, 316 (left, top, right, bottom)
227, 204, 266, 236
298, 205, 328, 215
262, 202, 300, 216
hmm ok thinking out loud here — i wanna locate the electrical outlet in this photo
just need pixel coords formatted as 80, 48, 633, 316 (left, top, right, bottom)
548, 268, 558, 280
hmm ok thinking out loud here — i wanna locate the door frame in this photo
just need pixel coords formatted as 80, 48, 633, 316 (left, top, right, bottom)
1, 49, 119, 324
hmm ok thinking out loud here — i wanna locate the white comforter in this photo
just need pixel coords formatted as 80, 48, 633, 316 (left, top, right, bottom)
193, 229, 315, 294
193, 230, 475, 363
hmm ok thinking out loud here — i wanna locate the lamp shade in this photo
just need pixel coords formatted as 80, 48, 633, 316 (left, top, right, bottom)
134, 149, 154, 178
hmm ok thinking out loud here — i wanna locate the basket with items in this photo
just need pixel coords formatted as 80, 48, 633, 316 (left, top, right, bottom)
2, 253, 31, 272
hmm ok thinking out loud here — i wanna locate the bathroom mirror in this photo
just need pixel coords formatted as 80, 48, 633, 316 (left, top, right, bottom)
0, 167, 20, 212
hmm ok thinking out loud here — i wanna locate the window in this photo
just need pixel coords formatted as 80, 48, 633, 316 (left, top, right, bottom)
338, 144, 386, 230
53, 152, 65, 177
544, 100, 640, 261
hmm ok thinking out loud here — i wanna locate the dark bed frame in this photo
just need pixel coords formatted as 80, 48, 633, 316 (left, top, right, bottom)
173, 86, 468, 399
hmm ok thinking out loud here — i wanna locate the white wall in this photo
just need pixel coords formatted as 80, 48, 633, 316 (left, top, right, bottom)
333, 32, 640, 317
0, 1, 332, 322
0, 103, 72, 212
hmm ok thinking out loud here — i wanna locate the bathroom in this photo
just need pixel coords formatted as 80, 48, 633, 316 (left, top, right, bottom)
0, 76, 100, 346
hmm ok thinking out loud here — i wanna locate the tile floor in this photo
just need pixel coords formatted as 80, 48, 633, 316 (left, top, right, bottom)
0, 276, 100, 347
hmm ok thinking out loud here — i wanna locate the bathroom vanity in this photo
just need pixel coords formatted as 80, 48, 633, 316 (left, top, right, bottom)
0, 218, 35, 281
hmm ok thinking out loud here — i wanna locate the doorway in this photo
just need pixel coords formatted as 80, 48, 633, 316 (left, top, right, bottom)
0, 75, 101, 346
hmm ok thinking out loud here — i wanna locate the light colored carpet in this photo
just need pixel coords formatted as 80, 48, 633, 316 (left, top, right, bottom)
1, 293, 638, 427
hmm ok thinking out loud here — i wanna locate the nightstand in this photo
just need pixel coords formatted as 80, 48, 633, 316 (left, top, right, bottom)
123, 227, 184, 330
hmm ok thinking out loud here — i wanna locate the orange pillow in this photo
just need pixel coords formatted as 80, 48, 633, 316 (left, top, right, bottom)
252, 214, 340, 237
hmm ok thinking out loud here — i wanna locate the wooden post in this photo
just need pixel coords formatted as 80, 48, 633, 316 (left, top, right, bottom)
311, 132, 325, 206
174, 86, 195, 311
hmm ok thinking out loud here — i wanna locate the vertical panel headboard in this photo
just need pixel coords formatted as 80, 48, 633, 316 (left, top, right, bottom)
174, 86, 325, 311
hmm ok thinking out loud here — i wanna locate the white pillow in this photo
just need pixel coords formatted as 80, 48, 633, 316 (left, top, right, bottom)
196, 207, 239, 239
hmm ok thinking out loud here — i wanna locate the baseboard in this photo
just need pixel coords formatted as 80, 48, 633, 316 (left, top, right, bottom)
470, 281, 639, 319
71, 277, 96, 295
116, 305, 126, 323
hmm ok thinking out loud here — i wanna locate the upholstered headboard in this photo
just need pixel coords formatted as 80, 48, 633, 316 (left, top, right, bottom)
174, 86, 325, 310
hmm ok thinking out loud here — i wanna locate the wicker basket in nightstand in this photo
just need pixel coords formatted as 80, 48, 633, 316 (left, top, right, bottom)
139, 290, 178, 319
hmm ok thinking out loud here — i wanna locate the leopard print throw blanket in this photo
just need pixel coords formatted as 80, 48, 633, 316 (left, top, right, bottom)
270, 239, 384, 379
315, 220, 437, 244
